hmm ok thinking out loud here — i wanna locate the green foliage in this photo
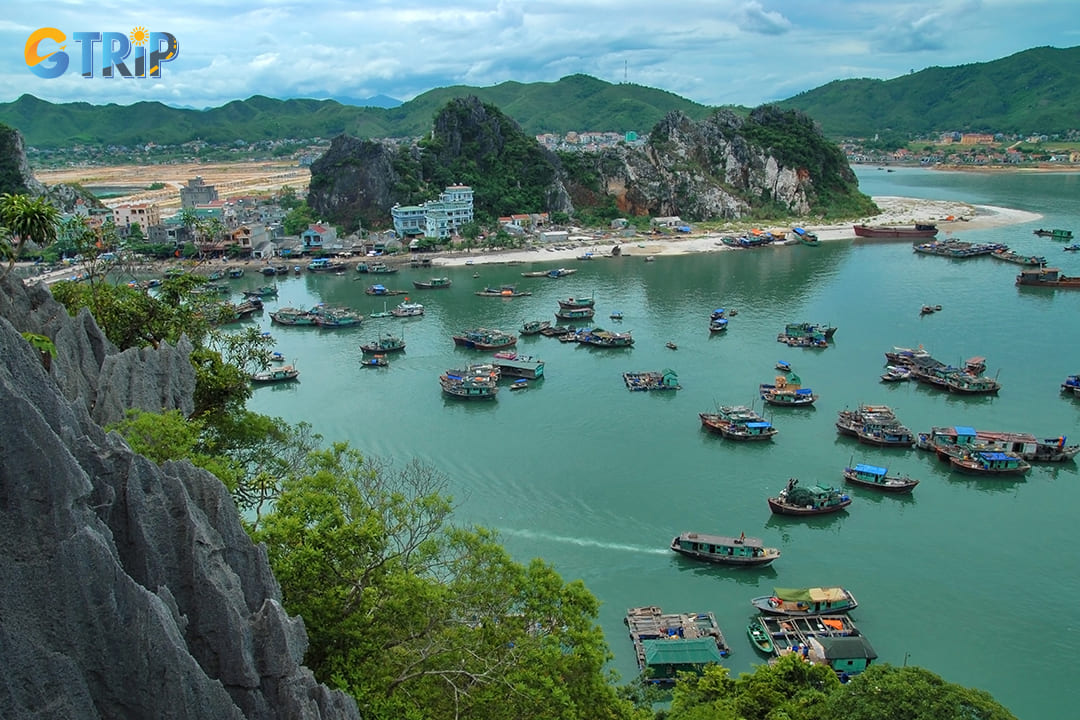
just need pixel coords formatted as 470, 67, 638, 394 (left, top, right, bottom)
778, 46, 1080, 137
253, 445, 643, 720
0, 193, 60, 274
278, 185, 300, 211
822, 665, 1017, 720
284, 200, 315, 236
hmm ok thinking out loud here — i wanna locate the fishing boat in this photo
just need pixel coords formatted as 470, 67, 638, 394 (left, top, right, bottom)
759, 374, 817, 407
880, 365, 912, 382
949, 449, 1032, 477
251, 365, 299, 384
365, 284, 407, 296
547, 267, 577, 278
312, 306, 364, 328
452, 328, 518, 351
768, 478, 852, 516
227, 267, 245, 278
520, 269, 550, 277
390, 301, 425, 317
776, 360, 792, 372
306, 258, 346, 273
792, 227, 820, 246
558, 295, 596, 309
835, 404, 915, 447
413, 277, 452, 289
439, 371, 499, 399
360, 333, 406, 354
922, 426, 1079, 463
884, 345, 933, 366
269, 307, 318, 326
520, 319, 551, 336
555, 306, 596, 322
709, 315, 729, 332
360, 354, 389, 367
920, 304, 942, 315
843, 463, 919, 493
907, 358, 1001, 394
539, 324, 576, 337
369, 301, 392, 318
268, 351, 285, 363
665, 341, 678, 350
853, 223, 938, 239
368, 262, 397, 274
491, 353, 544, 379
509, 378, 528, 391
747, 618, 775, 654
699, 405, 777, 441
752, 586, 858, 616
575, 327, 634, 348
670, 531, 781, 567
1062, 374, 1080, 393
609, 311, 624, 320
624, 606, 730, 684
623, 370, 680, 391
475, 285, 532, 297
1016, 267, 1080, 288
991, 248, 1047, 266
1033, 228, 1074, 241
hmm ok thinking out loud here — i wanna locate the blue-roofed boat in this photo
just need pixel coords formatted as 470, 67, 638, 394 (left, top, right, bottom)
843, 463, 919, 493
699, 406, 777, 441
1063, 374, 1080, 395
949, 449, 1031, 477
776, 360, 791, 372
710, 316, 729, 333
759, 374, 818, 407
793, 227, 820, 246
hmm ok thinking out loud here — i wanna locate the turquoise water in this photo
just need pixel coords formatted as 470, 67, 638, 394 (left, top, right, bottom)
245, 167, 1079, 719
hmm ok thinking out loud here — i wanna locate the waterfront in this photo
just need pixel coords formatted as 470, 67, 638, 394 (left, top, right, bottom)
246, 167, 1079, 719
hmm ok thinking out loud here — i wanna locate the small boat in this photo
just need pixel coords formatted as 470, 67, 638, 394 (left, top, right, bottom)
475, 285, 532, 298
776, 360, 791, 372
665, 341, 678, 350
268, 351, 285, 363
520, 319, 551, 336
547, 267, 578, 278
843, 463, 919, 493
670, 531, 780, 567
709, 317, 728, 333
369, 301, 392, 318
751, 586, 859, 616
767, 478, 851, 516
610, 311, 624, 320
228, 267, 245, 279
361, 354, 389, 367
558, 295, 596, 309
1064, 244, 1080, 252
759, 374, 817, 407
1033, 228, 1074, 241
250, 365, 299, 384
920, 304, 942, 315
747, 618, 775, 654
473, 272, 480, 278
509, 378, 528, 391
949, 449, 1032, 477
360, 333, 406, 353
1016, 267, 1080, 288
260, 266, 277, 276
391, 301, 425, 317
699, 406, 777, 441
520, 270, 550, 277
365, 284, 407, 296
555, 306, 596, 322
452, 328, 518, 351
413, 277, 452, 289
880, 365, 912, 382
792, 227, 820, 246
644, 255, 655, 262
853, 223, 938, 239
623, 370, 680, 391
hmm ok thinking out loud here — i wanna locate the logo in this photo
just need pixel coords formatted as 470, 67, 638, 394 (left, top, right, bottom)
25, 27, 179, 79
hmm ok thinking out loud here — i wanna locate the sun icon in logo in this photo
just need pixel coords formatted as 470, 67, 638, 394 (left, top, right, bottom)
129, 26, 149, 46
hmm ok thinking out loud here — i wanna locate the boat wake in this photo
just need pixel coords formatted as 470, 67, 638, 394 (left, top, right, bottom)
499, 528, 668, 555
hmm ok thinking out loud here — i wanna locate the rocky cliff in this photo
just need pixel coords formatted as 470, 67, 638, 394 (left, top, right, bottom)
0, 273, 359, 720
0, 122, 46, 196
307, 99, 869, 230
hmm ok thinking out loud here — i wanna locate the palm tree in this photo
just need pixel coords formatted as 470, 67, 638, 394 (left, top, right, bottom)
0, 193, 61, 276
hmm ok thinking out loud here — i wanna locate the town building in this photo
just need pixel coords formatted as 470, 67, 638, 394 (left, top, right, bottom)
112, 203, 161, 232
179, 177, 219, 209
391, 185, 474, 240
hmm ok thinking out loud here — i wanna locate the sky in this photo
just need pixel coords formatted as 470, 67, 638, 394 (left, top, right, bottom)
4, 0, 1078, 111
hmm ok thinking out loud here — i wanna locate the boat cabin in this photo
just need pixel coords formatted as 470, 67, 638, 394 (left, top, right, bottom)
743, 421, 774, 437
804, 636, 878, 677
969, 451, 1026, 471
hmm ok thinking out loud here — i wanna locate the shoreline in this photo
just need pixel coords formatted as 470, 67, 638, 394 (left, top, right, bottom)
429, 196, 1042, 268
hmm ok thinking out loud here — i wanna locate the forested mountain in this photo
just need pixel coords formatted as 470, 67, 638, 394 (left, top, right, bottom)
0, 75, 713, 149
777, 45, 1080, 137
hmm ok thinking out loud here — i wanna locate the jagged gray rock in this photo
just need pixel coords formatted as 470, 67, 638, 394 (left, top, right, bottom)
0, 275, 359, 720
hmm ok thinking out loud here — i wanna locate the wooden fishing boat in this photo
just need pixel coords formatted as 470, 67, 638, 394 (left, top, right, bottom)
1016, 267, 1080, 288
991, 248, 1047, 266
917, 426, 1079, 463
390, 301, 424, 317
520, 269, 550, 277
440, 363, 500, 399
843, 463, 919, 493
365, 284, 407, 296
792, 227, 820, 246
665, 341, 678, 350
546, 267, 577, 278
558, 295, 596, 309
360, 333, 406, 354
360, 354, 389, 367
1033, 228, 1074, 241
367, 262, 398, 274
776, 360, 791, 372
609, 311, 624, 320
476, 285, 532, 297
539, 324, 576, 337
228, 267, 245, 278
623, 370, 680, 391
412, 277, 452, 289
747, 618, 775, 654
768, 478, 851, 516
670, 531, 780, 567
759, 374, 817, 407
576, 327, 634, 348
520, 319, 551, 335
269, 307, 318, 326
509, 378, 528, 391
699, 406, 777, 441
251, 365, 299, 384
751, 586, 858, 616
880, 365, 912, 382
948, 449, 1032, 477
452, 328, 517, 351
555, 306, 596, 322
853, 223, 938, 239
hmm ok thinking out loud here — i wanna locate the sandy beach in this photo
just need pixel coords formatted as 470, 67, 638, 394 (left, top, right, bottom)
430, 196, 1042, 268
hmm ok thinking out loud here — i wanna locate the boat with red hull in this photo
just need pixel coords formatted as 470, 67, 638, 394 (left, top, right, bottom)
853, 224, 938, 239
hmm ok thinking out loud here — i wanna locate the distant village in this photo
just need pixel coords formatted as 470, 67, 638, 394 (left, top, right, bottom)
844, 129, 1080, 167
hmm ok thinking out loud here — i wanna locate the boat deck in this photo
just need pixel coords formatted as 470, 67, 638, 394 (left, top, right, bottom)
624, 605, 730, 671
757, 614, 860, 656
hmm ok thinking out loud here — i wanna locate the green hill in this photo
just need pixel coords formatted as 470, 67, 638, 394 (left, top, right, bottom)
777, 45, 1080, 137
0, 75, 714, 149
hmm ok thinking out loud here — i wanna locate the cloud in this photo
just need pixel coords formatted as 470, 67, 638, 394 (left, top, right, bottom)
738, 1, 793, 35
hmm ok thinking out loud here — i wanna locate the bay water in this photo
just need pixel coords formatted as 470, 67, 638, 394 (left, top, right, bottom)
247, 167, 1079, 718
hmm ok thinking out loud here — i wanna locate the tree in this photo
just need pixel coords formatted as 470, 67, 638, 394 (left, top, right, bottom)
253, 446, 643, 720
283, 201, 315, 236
278, 184, 300, 211
0, 193, 60, 274
127, 221, 145, 243
821, 665, 1017, 720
